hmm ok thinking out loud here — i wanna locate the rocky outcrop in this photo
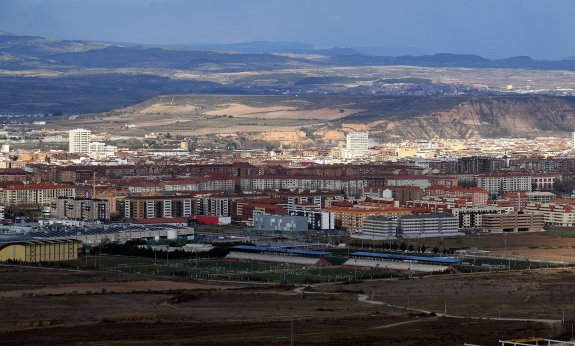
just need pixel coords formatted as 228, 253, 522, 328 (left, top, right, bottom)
366, 96, 575, 139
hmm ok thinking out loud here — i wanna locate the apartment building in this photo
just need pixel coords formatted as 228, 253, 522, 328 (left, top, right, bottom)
120, 195, 194, 220
477, 174, 532, 196
68, 129, 91, 153
385, 175, 458, 189
322, 206, 411, 231
361, 216, 398, 240
451, 205, 514, 229
53, 197, 110, 221
163, 177, 236, 193
361, 214, 460, 239
524, 199, 575, 227
481, 212, 544, 233
425, 186, 489, 206
240, 176, 367, 196
397, 214, 460, 238
0, 183, 75, 207
342, 132, 369, 159
287, 205, 335, 230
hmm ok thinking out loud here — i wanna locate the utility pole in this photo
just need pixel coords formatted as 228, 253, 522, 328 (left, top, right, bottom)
290, 315, 294, 346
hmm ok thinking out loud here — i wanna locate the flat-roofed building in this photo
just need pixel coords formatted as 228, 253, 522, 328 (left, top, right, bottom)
288, 205, 335, 230
385, 175, 458, 190
323, 206, 411, 231
0, 183, 75, 207
53, 197, 110, 221
162, 177, 235, 193
397, 214, 460, 238
360, 216, 398, 240
120, 195, 194, 220
68, 129, 91, 153
452, 205, 514, 230
240, 176, 367, 196
253, 214, 308, 232
343, 132, 369, 159
480, 212, 544, 233
477, 174, 532, 196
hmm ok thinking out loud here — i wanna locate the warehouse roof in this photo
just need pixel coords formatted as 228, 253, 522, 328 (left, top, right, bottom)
0, 238, 78, 251
351, 251, 460, 264
231, 245, 331, 256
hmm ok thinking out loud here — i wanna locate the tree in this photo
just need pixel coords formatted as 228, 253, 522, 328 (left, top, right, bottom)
432, 246, 440, 254
408, 244, 414, 252
400, 242, 407, 251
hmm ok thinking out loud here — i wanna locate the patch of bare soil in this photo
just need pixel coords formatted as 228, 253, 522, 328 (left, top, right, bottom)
205, 103, 360, 120
0, 280, 237, 298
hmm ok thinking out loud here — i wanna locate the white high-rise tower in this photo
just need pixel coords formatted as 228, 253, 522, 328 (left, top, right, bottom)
69, 129, 91, 153
344, 132, 369, 159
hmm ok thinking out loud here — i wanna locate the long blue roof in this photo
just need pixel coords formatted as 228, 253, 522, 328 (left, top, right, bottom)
231, 245, 331, 256
272, 243, 331, 249
351, 251, 460, 264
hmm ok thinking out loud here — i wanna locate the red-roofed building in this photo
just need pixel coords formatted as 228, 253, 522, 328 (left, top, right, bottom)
322, 205, 411, 231
127, 181, 162, 193
239, 176, 367, 196
233, 199, 287, 226
0, 168, 33, 183
525, 199, 575, 227
425, 186, 489, 206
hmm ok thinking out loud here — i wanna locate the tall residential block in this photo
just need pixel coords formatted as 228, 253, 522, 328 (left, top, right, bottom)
69, 129, 91, 153
344, 132, 369, 159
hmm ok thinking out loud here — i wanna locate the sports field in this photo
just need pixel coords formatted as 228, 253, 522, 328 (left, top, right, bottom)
101, 257, 405, 284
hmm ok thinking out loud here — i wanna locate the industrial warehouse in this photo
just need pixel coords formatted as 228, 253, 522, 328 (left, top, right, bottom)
343, 251, 459, 273
225, 245, 333, 267
0, 239, 78, 262
224, 245, 458, 273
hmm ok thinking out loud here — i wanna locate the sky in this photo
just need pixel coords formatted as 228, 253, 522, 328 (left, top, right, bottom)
0, 0, 574, 59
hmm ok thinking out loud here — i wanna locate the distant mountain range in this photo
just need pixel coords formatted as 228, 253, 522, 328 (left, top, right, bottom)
2, 32, 575, 71
3, 31, 575, 124
189, 41, 361, 56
